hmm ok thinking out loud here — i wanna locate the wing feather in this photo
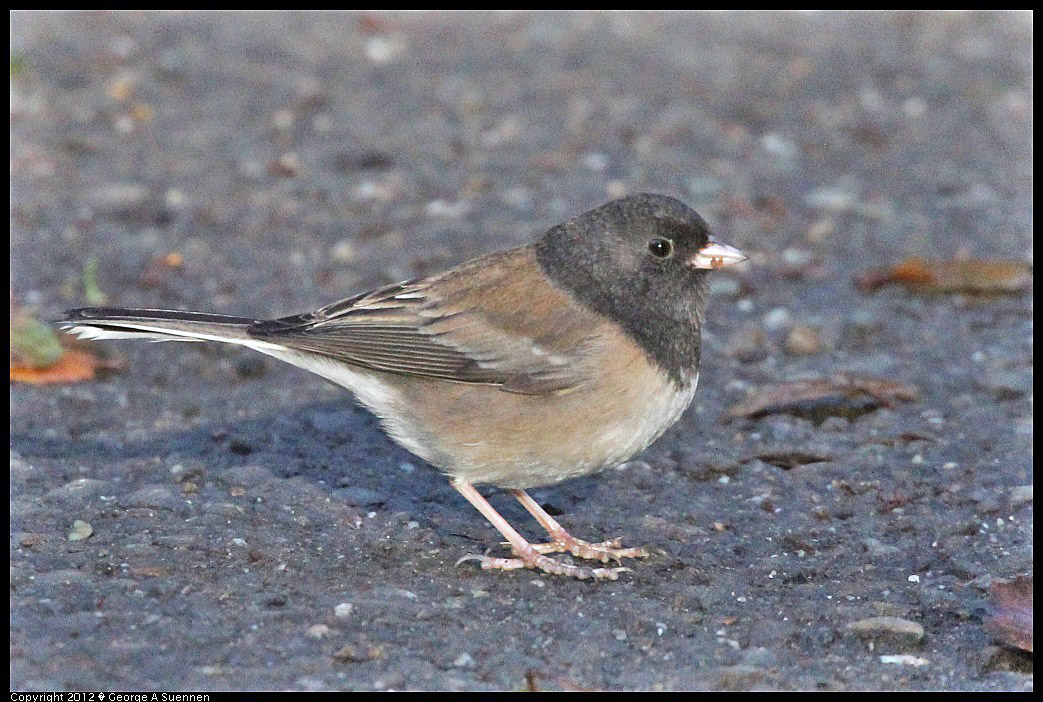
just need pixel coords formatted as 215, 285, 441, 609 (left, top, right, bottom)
247, 251, 597, 394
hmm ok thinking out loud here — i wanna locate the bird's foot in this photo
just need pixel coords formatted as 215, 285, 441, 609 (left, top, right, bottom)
457, 548, 630, 580
528, 535, 649, 563
506, 490, 648, 563
451, 481, 636, 580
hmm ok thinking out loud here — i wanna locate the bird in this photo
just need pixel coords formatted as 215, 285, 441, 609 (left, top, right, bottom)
60, 193, 747, 580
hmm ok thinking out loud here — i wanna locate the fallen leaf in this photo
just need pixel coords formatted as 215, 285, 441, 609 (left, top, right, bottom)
10, 305, 122, 384
10, 314, 63, 368
725, 374, 920, 421
754, 449, 833, 470
878, 489, 918, 514
10, 348, 117, 385
19, 534, 48, 548
333, 642, 384, 663
985, 575, 1033, 652
856, 258, 1032, 294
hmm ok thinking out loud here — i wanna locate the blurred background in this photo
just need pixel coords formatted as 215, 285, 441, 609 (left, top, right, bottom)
11, 11, 1032, 692
12, 12, 1031, 316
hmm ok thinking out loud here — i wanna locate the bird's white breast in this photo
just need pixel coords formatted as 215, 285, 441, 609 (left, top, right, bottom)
594, 371, 698, 468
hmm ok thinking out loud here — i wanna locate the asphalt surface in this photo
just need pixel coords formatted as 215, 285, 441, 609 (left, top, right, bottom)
10, 11, 1033, 691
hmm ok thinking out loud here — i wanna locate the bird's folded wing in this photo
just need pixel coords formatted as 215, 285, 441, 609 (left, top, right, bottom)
247, 260, 599, 395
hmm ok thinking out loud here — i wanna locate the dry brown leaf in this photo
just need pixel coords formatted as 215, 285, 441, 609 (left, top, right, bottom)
985, 575, 1033, 653
754, 449, 833, 470
333, 642, 384, 663
10, 304, 123, 384
10, 348, 116, 385
856, 257, 1032, 294
725, 374, 920, 420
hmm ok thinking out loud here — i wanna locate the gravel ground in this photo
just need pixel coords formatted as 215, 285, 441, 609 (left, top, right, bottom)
10, 11, 1032, 691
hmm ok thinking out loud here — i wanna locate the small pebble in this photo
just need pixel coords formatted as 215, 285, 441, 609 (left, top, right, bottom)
880, 654, 929, 667
724, 324, 767, 363
862, 538, 900, 559
365, 37, 404, 65
806, 217, 834, 242
453, 652, 476, 668
761, 133, 797, 161
781, 247, 814, 267
330, 239, 358, 263
168, 458, 205, 483
425, 200, 470, 218
784, 325, 822, 355
762, 307, 792, 331
582, 152, 609, 172
847, 617, 924, 648
67, 520, 93, 542
88, 182, 152, 215
805, 186, 856, 212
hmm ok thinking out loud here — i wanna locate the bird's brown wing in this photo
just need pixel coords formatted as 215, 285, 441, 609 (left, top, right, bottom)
247, 248, 601, 395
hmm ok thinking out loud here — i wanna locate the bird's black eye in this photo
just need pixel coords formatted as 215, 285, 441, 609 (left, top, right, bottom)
648, 238, 673, 258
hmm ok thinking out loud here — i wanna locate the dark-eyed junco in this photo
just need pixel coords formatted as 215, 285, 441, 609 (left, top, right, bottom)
61, 193, 746, 580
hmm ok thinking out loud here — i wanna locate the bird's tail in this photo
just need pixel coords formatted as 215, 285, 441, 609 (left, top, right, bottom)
59, 307, 284, 352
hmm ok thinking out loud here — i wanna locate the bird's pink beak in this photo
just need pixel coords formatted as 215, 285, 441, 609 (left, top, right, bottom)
688, 238, 748, 270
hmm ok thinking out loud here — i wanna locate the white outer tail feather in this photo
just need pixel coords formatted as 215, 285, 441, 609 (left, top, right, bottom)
61, 313, 415, 459
62, 321, 287, 352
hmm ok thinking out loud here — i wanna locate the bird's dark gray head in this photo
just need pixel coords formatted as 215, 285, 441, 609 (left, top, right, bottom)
535, 193, 745, 384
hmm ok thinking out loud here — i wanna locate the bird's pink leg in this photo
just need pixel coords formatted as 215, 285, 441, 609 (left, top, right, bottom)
511, 489, 649, 563
452, 480, 629, 580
